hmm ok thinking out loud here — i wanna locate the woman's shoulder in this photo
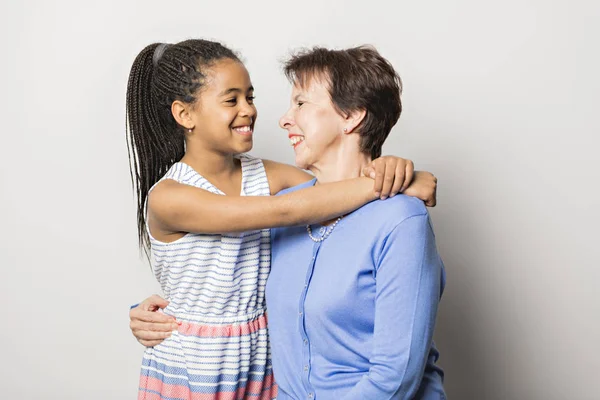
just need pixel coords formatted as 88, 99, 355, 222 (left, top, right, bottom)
275, 178, 316, 196
362, 194, 428, 229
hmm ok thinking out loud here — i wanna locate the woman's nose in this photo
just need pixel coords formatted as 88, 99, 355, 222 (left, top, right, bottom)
279, 108, 294, 130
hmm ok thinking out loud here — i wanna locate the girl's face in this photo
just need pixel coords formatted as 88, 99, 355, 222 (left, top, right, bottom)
279, 77, 345, 170
189, 59, 257, 155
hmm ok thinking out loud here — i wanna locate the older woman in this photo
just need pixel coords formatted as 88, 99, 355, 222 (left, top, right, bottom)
266, 46, 445, 399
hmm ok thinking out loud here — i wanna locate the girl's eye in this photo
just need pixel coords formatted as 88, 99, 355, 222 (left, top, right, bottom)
247, 96, 255, 104
226, 98, 237, 104
297, 101, 304, 108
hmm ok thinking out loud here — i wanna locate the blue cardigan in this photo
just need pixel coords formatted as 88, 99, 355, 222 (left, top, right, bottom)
266, 179, 446, 399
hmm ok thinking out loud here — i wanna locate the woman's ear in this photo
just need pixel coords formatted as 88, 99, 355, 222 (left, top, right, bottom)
343, 109, 367, 134
171, 100, 195, 131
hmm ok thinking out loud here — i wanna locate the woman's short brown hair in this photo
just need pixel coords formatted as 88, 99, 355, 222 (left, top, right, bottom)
284, 45, 402, 159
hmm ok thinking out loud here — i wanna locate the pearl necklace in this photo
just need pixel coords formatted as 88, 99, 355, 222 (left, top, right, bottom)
306, 216, 343, 242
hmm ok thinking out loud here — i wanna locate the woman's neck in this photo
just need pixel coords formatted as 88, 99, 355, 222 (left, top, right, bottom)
310, 150, 372, 184
309, 149, 372, 226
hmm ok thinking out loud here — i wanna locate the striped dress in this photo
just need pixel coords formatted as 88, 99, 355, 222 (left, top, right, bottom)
138, 154, 278, 400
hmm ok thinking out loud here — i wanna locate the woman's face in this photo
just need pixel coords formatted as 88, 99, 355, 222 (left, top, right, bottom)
279, 78, 345, 170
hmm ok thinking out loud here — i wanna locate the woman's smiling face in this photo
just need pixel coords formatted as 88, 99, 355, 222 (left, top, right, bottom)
279, 77, 346, 170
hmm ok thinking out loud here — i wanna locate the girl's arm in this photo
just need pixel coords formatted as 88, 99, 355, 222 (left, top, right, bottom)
148, 176, 377, 235
264, 157, 437, 205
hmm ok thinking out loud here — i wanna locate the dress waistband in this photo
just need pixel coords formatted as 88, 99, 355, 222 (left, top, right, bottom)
164, 305, 267, 326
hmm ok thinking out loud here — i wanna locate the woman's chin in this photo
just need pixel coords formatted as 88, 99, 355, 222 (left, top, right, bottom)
293, 154, 309, 170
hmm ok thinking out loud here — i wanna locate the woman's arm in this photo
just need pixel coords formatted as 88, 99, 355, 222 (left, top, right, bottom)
342, 214, 444, 400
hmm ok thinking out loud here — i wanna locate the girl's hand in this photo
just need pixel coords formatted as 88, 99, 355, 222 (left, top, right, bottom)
362, 156, 414, 199
403, 171, 438, 207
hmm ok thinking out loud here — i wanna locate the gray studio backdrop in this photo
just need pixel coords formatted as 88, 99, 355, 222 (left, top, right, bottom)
1, 0, 598, 399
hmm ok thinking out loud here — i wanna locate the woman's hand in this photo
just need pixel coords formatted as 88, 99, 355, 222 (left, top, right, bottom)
362, 156, 414, 199
129, 295, 180, 347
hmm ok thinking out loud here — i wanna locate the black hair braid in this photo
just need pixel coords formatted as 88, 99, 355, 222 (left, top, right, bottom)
125, 39, 240, 255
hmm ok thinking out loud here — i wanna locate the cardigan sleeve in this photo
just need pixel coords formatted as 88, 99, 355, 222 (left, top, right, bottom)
341, 214, 443, 400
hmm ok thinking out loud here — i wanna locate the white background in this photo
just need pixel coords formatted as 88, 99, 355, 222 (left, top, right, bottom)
1, 0, 598, 399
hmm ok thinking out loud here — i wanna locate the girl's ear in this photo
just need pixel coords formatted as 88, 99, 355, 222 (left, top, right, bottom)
172, 100, 195, 131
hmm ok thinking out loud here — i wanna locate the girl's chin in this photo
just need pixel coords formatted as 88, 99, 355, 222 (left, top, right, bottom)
233, 140, 253, 154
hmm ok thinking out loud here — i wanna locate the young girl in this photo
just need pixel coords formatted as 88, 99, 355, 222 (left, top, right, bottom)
126, 39, 436, 400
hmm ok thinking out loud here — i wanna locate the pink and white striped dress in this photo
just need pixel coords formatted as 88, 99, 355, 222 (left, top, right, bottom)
138, 154, 277, 400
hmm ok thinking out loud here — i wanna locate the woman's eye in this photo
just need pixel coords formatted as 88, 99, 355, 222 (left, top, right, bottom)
226, 98, 237, 104
247, 96, 255, 104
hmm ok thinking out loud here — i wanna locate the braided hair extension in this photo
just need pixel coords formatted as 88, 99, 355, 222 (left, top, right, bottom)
125, 39, 240, 254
